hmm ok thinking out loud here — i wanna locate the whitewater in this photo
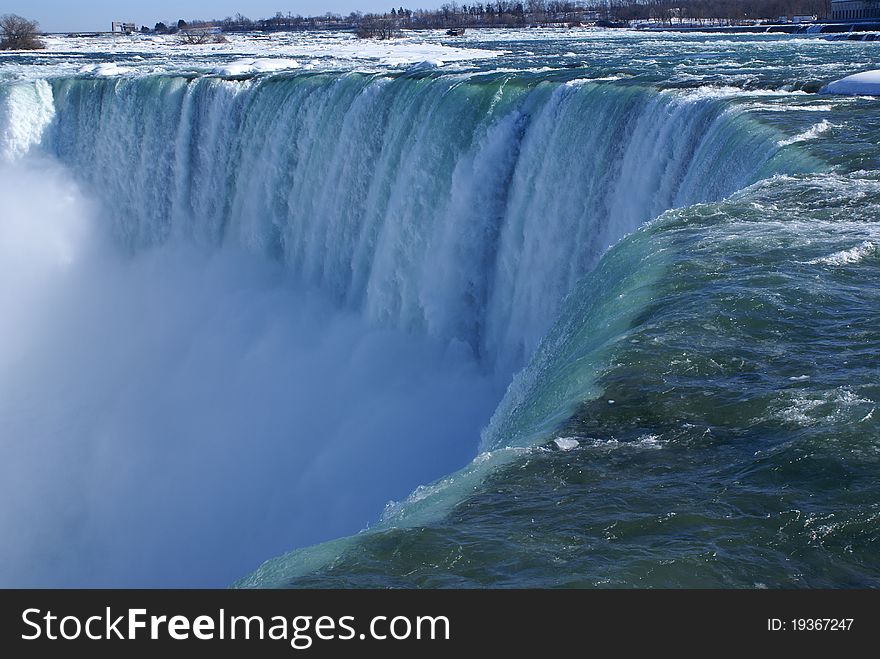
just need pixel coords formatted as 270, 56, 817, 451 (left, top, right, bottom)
1, 29, 878, 588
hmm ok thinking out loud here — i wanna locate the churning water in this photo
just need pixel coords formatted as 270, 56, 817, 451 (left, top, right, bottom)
1, 29, 878, 587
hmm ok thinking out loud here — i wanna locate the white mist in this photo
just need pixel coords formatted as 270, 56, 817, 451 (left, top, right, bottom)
0, 157, 504, 586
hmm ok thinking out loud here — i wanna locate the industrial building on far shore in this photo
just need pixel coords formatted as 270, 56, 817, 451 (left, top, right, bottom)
831, 0, 880, 20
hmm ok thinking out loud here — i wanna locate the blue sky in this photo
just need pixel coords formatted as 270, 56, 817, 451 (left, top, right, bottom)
4, 2, 408, 33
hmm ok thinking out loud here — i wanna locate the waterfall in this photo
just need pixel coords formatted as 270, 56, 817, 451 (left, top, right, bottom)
44, 72, 804, 368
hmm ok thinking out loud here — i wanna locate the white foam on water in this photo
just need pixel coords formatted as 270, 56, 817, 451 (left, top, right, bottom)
773, 387, 874, 427
778, 120, 834, 147
807, 241, 877, 266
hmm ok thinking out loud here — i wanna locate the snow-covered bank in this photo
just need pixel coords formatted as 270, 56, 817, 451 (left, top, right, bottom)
7, 31, 503, 78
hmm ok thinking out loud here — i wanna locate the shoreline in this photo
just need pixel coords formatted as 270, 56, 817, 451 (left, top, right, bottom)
44, 21, 880, 39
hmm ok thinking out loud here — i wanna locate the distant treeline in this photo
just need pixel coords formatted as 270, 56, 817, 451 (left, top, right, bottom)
148, 0, 835, 38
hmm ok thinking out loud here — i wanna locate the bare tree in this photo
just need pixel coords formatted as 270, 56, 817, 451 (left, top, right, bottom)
356, 14, 401, 39
0, 14, 45, 50
178, 27, 228, 44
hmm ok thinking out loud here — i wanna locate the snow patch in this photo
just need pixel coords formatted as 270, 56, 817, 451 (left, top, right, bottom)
25, 32, 503, 80
821, 69, 880, 96
213, 58, 301, 76
78, 63, 133, 76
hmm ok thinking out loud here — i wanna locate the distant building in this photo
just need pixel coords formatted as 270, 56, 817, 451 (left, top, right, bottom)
831, 0, 880, 20
111, 21, 137, 34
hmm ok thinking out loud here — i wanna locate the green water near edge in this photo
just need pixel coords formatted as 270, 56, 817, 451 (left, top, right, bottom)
286, 172, 880, 587
255, 32, 880, 588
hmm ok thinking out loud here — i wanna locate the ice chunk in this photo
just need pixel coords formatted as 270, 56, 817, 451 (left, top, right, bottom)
554, 437, 579, 451
410, 59, 444, 70
79, 63, 132, 76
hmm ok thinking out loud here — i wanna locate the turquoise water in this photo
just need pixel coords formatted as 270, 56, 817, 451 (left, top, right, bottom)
274, 173, 880, 587
1, 30, 879, 587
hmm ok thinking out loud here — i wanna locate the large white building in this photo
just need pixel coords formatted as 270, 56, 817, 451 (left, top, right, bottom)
831, 0, 880, 20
